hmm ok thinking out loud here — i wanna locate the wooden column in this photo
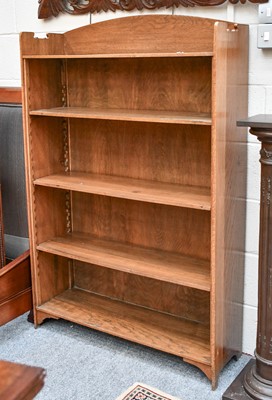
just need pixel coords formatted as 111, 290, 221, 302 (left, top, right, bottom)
223, 114, 272, 400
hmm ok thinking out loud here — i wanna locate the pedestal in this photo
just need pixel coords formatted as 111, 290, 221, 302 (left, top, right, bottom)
223, 115, 272, 400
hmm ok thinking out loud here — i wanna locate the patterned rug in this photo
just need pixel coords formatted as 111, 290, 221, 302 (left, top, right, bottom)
115, 383, 181, 400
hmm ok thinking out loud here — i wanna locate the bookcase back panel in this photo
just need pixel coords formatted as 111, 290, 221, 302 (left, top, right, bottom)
26, 60, 63, 110
72, 193, 211, 260
74, 261, 210, 324
67, 58, 212, 113
69, 120, 211, 188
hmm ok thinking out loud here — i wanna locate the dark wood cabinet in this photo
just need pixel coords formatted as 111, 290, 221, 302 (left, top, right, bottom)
0, 360, 45, 400
20, 15, 248, 388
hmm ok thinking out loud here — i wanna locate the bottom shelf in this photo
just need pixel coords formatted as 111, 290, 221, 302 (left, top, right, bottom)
37, 288, 211, 365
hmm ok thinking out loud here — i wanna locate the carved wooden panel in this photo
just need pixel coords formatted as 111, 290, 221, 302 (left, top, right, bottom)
38, 0, 267, 18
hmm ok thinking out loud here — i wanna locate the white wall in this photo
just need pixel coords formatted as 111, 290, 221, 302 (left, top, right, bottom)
1, 0, 271, 355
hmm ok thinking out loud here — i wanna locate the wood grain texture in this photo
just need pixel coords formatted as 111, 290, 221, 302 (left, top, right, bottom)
0, 87, 22, 104
26, 59, 63, 110
69, 120, 211, 188
0, 250, 31, 303
64, 16, 216, 55
20, 16, 216, 56
0, 360, 45, 400
37, 232, 210, 291
20, 31, 64, 56
0, 250, 32, 326
20, 16, 248, 387
210, 22, 248, 387
66, 57, 212, 113
34, 187, 68, 244
71, 193, 211, 260
34, 252, 71, 306
74, 261, 210, 323
34, 173, 211, 210
25, 118, 65, 180
37, 287, 211, 365
23, 52, 214, 59
38, 0, 268, 18
30, 107, 212, 125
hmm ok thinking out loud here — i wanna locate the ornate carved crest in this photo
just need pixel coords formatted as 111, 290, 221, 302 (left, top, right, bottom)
38, 0, 268, 18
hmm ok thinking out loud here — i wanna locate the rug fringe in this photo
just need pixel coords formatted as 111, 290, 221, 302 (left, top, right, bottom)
115, 382, 181, 400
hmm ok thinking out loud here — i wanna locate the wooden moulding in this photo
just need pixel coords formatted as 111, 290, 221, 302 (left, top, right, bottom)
0, 87, 22, 104
38, 0, 268, 19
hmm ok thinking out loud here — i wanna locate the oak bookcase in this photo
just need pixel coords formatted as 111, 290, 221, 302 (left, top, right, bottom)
20, 15, 248, 388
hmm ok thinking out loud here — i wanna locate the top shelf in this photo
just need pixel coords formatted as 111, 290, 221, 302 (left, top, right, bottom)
23, 52, 213, 59
30, 107, 212, 126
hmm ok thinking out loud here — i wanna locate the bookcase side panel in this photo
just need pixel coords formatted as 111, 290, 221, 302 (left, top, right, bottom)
211, 22, 248, 385
26, 59, 63, 110
31, 187, 72, 306
21, 59, 62, 314
38, 253, 71, 305
29, 118, 65, 180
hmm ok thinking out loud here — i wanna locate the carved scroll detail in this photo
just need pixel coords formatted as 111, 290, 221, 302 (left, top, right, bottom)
261, 148, 272, 159
38, 0, 268, 18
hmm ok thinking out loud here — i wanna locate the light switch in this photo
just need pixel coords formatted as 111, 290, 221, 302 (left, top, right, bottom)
258, 24, 272, 48
264, 31, 270, 41
259, 0, 272, 23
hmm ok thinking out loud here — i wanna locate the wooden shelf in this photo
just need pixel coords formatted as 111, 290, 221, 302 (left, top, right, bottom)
37, 233, 211, 291
37, 287, 211, 364
23, 52, 214, 59
29, 107, 212, 126
34, 173, 211, 211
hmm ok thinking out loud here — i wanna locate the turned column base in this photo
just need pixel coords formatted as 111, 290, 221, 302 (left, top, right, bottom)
223, 359, 272, 400
244, 361, 272, 400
